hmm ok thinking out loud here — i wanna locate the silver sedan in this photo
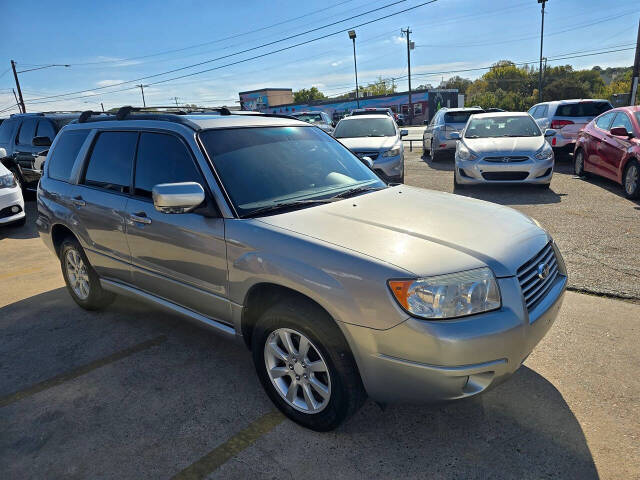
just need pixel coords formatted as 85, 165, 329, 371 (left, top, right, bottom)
453, 112, 556, 189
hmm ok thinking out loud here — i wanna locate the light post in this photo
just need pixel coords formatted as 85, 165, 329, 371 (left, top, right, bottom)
348, 30, 360, 109
537, 0, 548, 103
10, 61, 70, 113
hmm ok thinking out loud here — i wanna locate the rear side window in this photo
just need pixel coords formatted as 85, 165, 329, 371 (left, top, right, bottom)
17, 118, 38, 145
133, 132, 202, 198
595, 112, 615, 131
0, 118, 17, 144
36, 120, 57, 140
556, 102, 612, 118
83, 131, 137, 193
48, 130, 89, 182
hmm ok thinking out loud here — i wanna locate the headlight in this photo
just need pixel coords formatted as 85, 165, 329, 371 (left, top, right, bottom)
388, 267, 501, 319
0, 173, 17, 189
534, 144, 553, 160
382, 146, 401, 157
456, 142, 477, 161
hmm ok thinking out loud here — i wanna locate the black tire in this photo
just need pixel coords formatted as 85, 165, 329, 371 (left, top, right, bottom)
431, 140, 439, 161
622, 159, 640, 199
60, 237, 115, 310
251, 298, 366, 431
536, 183, 551, 190
574, 148, 589, 178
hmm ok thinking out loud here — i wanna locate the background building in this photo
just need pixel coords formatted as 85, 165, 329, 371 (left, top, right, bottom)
238, 88, 294, 111
238, 88, 460, 124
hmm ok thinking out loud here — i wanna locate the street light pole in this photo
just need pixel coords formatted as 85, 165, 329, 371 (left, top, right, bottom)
10, 60, 26, 113
348, 30, 360, 108
537, 0, 548, 103
401, 27, 413, 125
137, 84, 147, 107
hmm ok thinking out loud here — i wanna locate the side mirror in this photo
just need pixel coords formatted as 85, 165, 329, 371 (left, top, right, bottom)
423, 120, 429, 125
360, 156, 374, 169
544, 128, 556, 137
400, 129, 408, 137
32, 136, 52, 147
610, 126, 631, 138
449, 132, 461, 140
152, 182, 205, 214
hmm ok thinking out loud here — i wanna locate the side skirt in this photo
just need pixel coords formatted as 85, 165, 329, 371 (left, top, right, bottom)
100, 278, 237, 338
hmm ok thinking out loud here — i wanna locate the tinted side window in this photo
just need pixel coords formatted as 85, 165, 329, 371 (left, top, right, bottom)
134, 133, 202, 198
610, 112, 633, 134
538, 105, 548, 118
18, 118, 38, 145
84, 131, 137, 192
0, 118, 17, 144
36, 120, 57, 140
48, 130, 89, 182
595, 112, 615, 131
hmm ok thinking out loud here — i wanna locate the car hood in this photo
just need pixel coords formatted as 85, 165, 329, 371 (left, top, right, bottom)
257, 186, 549, 277
336, 136, 398, 151
464, 136, 545, 155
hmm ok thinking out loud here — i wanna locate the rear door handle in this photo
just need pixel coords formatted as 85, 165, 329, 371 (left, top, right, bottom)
71, 196, 85, 207
129, 212, 151, 225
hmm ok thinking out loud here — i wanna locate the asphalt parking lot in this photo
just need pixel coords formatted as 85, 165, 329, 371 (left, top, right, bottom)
1, 156, 639, 479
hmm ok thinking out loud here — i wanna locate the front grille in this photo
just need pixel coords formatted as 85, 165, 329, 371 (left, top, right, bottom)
354, 151, 379, 160
517, 243, 559, 311
0, 204, 22, 219
482, 171, 529, 181
484, 156, 528, 163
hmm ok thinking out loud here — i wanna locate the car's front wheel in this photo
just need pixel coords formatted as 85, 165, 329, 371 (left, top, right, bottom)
574, 149, 589, 178
251, 298, 365, 431
623, 159, 639, 199
60, 237, 115, 310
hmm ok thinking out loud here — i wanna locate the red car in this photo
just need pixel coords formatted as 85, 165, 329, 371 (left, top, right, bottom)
574, 106, 640, 199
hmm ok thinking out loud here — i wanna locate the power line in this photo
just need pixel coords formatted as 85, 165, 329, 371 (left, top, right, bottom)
26, 0, 440, 105
24, 0, 412, 102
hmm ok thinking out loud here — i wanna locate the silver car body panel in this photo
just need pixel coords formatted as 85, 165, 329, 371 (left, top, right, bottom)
37, 113, 567, 404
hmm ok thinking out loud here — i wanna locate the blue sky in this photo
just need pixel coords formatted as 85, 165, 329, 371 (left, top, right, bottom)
0, 0, 637, 114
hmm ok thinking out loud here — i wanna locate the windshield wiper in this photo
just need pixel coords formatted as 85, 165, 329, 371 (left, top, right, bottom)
329, 185, 385, 199
242, 199, 334, 218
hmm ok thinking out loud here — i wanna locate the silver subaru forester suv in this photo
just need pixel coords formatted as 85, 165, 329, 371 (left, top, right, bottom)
37, 107, 567, 431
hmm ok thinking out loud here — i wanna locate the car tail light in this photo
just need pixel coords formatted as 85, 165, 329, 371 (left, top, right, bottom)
551, 137, 556, 146
551, 119, 574, 130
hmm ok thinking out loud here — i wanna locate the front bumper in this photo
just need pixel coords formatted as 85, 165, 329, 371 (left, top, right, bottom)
455, 155, 554, 185
0, 187, 25, 225
373, 153, 404, 181
340, 274, 567, 403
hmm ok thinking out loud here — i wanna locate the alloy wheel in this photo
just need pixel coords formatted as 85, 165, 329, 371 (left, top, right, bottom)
625, 164, 638, 195
65, 249, 90, 300
264, 328, 331, 414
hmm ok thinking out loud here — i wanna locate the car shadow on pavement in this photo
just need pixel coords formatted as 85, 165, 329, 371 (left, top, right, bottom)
0, 200, 39, 240
1, 287, 598, 479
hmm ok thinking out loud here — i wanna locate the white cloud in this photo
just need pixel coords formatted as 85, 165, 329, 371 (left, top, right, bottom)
331, 60, 343, 67
96, 79, 124, 87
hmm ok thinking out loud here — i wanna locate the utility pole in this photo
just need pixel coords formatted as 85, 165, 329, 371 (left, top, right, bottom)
401, 27, 414, 125
137, 84, 147, 107
629, 18, 640, 106
348, 30, 360, 108
10, 60, 26, 113
12, 89, 20, 111
172, 96, 180, 107
100, 102, 105, 112
537, 0, 548, 103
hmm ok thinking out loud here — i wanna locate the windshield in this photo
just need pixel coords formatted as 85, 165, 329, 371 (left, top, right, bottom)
293, 113, 323, 123
634, 112, 640, 128
334, 117, 396, 138
555, 101, 611, 118
199, 126, 385, 216
465, 115, 541, 138
444, 111, 482, 124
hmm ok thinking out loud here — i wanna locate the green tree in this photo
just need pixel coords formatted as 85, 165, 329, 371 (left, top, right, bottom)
439, 76, 472, 94
360, 77, 397, 96
293, 87, 326, 104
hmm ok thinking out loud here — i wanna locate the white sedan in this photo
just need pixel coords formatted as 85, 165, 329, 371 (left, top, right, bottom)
0, 150, 26, 227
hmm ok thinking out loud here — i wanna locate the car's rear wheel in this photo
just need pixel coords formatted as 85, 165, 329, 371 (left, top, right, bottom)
574, 149, 589, 178
251, 298, 366, 431
623, 159, 640, 199
60, 237, 115, 310
431, 140, 439, 161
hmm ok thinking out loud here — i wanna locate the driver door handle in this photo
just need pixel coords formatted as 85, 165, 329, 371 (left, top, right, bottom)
129, 212, 152, 225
